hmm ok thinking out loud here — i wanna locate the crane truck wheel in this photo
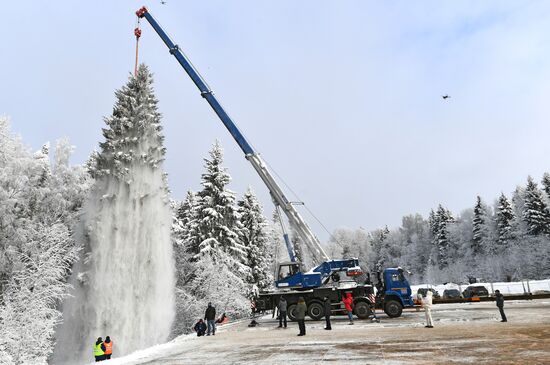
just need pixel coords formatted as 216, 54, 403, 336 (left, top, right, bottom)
287, 304, 298, 321
307, 302, 324, 320
384, 300, 403, 318
353, 301, 372, 319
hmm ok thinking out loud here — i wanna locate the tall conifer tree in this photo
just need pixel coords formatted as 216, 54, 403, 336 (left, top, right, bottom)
237, 188, 273, 290
472, 196, 489, 254
194, 141, 246, 261
495, 193, 514, 246
435, 205, 453, 268
523, 176, 550, 235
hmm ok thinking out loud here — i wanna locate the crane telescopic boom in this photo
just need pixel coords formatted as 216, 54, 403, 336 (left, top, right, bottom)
136, 6, 329, 264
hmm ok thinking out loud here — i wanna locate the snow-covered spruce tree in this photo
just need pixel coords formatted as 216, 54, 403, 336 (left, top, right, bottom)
53, 65, 175, 364
177, 141, 252, 320
172, 195, 199, 288
269, 210, 288, 269
290, 225, 310, 267
512, 186, 529, 237
523, 176, 550, 236
472, 196, 492, 255
495, 193, 515, 247
541, 173, 550, 211
170, 197, 199, 338
435, 205, 454, 269
237, 187, 273, 291
193, 141, 250, 275
178, 190, 200, 257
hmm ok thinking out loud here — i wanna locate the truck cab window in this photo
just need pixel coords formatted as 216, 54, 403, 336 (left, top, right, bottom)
278, 264, 300, 279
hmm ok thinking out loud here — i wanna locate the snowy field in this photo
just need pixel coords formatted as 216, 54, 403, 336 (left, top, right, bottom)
411, 278, 550, 296
97, 299, 550, 365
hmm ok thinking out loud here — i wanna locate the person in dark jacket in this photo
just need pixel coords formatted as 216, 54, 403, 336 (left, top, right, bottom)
93, 337, 106, 362
193, 319, 207, 336
278, 297, 288, 328
295, 297, 307, 336
495, 290, 507, 322
323, 296, 332, 330
204, 302, 217, 335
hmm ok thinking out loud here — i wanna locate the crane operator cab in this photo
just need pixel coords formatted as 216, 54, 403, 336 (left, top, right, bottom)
275, 258, 363, 290
275, 262, 323, 289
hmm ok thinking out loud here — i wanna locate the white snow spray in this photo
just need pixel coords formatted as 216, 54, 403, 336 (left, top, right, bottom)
53, 66, 175, 364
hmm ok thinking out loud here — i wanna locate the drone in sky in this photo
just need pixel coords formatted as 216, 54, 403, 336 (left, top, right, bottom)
442, 94, 451, 100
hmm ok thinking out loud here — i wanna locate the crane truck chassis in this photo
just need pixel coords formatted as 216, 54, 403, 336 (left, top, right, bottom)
255, 267, 415, 320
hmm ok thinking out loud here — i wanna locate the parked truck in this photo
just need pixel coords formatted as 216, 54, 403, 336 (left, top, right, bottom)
256, 266, 414, 320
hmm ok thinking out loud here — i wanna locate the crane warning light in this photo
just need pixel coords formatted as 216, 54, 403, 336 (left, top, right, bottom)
346, 267, 363, 277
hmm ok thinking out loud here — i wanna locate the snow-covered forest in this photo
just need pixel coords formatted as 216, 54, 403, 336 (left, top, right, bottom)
0, 69, 275, 364
0, 119, 92, 364
326, 175, 550, 284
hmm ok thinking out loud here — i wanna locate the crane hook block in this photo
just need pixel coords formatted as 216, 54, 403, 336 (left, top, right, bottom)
134, 28, 142, 39
136, 6, 148, 18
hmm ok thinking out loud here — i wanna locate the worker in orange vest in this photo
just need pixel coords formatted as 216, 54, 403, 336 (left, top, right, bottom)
103, 336, 113, 360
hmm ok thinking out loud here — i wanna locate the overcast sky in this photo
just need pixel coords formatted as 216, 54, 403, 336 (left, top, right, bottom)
2, 1, 550, 241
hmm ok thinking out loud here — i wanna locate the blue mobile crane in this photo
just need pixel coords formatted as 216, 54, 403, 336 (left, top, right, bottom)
136, 6, 414, 319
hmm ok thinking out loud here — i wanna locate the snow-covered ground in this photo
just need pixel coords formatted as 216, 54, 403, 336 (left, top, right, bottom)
411, 278, 550, 296
96, 299, 550, 365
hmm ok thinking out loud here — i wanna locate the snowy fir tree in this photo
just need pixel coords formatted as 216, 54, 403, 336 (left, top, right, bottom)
542, 172, 550, 201
194, 141, 247, 266
269, 209, 289, 268
53, 65, 175, 364
472, 196, 491, 255
435, 205, 454, 269
495, 193, 514, 247
170, 141, 274, 335
523, 176, 550, 236
237, 187, 274, 291
177, 190, 200, 258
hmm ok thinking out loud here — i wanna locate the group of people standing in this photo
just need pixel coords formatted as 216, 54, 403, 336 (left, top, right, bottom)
93, 336, 113, 362
90, 290, 509, 361
278, 289, 508, 336
420, 289, 508, 328
193, 302, 229, 336
277, 292, 368, 336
